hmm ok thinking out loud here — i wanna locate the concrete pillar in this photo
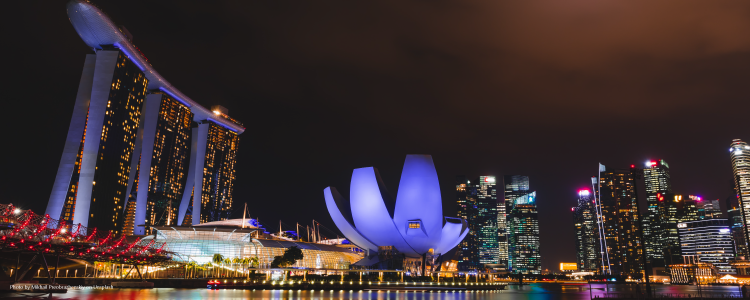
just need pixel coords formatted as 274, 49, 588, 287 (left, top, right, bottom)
191, 123, 210, 225
132, 94, 162, 235
73, 50, 120, 228
46, 54, 96, 221
177, 126, 200, 225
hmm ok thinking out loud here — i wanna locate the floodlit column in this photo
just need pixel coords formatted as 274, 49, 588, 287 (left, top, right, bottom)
46, 54, 96, 220
73, 50, 120, 228
191, 123, 210, 225
132, 94, 161, 235
177, 126, 201, 225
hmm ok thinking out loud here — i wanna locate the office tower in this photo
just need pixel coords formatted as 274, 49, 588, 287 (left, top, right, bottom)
572, 189, 601, 272
730, 139, 750, 251
596, 165, 644, 276
693, 196, 721, 220
727, 196, 748, 258
661, 194, 700, 266
47, 1, 245, 235
504, 175, 541, 274
642, 159, 672, 266
456, 176, 479, 270
677, 219, 736, 274
455, 176, 498, 269
503, 175, 529, 271
476, 176, 498, 265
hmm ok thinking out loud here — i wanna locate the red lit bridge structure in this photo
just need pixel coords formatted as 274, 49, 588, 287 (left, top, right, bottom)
0, 203, 172, 283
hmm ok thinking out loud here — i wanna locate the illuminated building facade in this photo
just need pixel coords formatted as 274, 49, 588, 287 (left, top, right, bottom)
669, 262, 719, 284
48, 49, 147, 236
595, 165, 644, 276
643, 159, 672, 266
727, 196, 748, 258
572, 189, 600, 272
455, 175, 498, 269
193, 120, 240, 224
677, 219, 736, 274
694, 197, 721, 219
126, 94, 194, 233
46, 1, 244, 235
148, 220, 362, 267
505, 175, 541, 274
730, 139, 750, 254
503, 175, 529, 272
323, 155, 469, 271
456, 176, 478, 270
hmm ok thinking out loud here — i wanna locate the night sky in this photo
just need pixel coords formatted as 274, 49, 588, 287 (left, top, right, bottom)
5, 0, 750, 271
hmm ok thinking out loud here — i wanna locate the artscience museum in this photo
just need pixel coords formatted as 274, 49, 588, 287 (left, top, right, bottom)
324, 155, 469, 274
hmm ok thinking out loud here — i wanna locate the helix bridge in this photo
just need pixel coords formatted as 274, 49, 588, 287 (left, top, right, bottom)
0, 203, 172, 282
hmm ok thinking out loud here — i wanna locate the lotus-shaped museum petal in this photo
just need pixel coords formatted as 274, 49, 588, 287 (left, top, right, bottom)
324, 155, 468, 258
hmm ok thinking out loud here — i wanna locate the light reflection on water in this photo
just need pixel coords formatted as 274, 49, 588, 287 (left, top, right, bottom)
40, 283, 743, 300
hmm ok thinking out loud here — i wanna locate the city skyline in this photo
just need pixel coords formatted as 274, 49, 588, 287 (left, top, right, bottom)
6, 0, 750, 272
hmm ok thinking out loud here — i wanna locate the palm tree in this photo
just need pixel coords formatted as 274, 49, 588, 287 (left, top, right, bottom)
187, 262, 197, 279
203, 262, 211, 278
232, 257, 241, 277
223, 258, 231, 278
212, 254, 224, 278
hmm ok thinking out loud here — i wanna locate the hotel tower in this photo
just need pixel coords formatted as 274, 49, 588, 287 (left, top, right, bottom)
46, 1, 245, 235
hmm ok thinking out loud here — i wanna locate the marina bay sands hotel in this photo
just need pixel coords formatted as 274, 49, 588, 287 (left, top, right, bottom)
46, 0, 245, 236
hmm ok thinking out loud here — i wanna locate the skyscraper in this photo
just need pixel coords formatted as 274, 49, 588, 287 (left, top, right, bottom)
692, 196, 721, 220
502, 175, 529, 270
455, 176, 498, 269
573, 189, 600, 272
456, 176, 479, 270
642, 159, 672, 267
505, 175, 541, 274
596, 165, 644, 276
730, 139, 750, 254
46, 1, 245, 235
476, 176, 498, 265
727, 195, 748, 258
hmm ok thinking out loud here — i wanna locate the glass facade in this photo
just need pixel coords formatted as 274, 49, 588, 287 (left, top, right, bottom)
643, 159, 672, 266
144, 94, 194, 229
197, 122, 239, 223
149, 227, 362, 269
88, 51, 147, 235
573, 190, 600, 272
476, 176, 498, 265
59, 51, 147, 235
727, 196, 748, 258
694, 197, 721, 220
507, 201, 541, 274
455, 176, 479, 270
730, 139, 750, 256
455, 176, 498, 270
677, 219, 736, 274
503, 175, 530, 272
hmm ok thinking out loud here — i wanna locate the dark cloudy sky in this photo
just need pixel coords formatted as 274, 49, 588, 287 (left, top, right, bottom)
5, 0, 750, 271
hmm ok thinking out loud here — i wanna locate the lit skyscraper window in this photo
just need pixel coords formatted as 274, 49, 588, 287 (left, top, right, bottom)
730, 139, 750, 255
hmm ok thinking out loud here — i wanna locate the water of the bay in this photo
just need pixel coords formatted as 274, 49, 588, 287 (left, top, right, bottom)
10, 283, 743, 300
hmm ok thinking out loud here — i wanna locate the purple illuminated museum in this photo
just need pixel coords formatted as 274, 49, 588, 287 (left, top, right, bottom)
324, 155, 469, 272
